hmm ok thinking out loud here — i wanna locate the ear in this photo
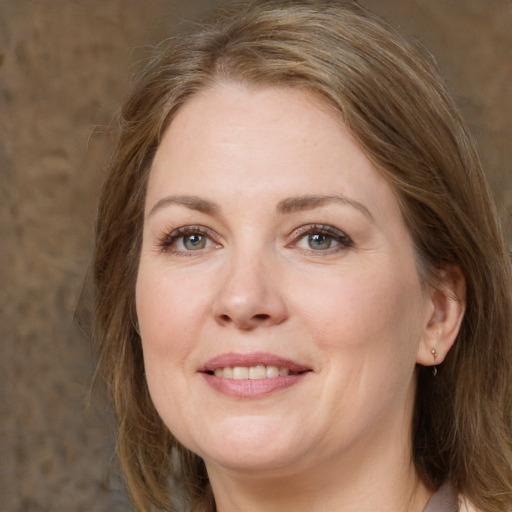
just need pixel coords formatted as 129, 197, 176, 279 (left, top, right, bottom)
416, 265, 466, 367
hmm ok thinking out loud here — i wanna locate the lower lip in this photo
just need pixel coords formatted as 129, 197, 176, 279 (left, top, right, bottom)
200, 373, 307, 398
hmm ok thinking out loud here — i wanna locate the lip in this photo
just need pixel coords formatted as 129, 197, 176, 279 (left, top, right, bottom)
199, 352, 311, 373
198, 352, 312, 398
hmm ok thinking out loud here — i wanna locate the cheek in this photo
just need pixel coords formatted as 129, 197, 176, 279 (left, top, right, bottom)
135, 268, 199, 426
291, 263, 425, 360
136, 265, 208, 352
135, 271, 195, 419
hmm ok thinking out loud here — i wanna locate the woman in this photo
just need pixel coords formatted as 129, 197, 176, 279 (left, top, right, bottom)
91, 1, 512, 511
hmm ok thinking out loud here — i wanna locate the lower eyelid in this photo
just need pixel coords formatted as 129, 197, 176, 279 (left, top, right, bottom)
295, 236, 346, 252
156, 226, 222, 253
155, 224, 352, 254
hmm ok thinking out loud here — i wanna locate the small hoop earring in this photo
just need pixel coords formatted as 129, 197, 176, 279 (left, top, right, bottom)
431, 348, 438, 377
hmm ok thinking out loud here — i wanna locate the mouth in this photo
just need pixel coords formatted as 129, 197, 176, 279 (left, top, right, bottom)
199, 352, 311, 397
200, 352, 310, 377
207, 365, 302, 379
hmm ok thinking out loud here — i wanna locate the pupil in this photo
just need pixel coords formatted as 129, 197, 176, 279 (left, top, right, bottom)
185, 234, 204, 250
309, 233, 331, 250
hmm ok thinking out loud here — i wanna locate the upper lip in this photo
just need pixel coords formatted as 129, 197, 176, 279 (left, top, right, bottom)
199, 352, 311, 373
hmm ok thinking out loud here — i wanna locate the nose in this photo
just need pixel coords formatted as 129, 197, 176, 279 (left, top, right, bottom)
212, 250, 288, 330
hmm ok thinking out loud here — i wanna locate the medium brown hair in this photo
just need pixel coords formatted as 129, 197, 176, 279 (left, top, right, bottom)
92, 1, 512, 510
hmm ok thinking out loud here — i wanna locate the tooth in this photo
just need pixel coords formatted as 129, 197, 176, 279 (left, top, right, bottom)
233, 366, 249, 379
249, 365, 267, 379
266, 365, 279, 378
212, 365, 294, 379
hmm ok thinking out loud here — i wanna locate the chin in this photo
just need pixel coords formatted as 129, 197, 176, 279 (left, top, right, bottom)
187, 416, 308, 473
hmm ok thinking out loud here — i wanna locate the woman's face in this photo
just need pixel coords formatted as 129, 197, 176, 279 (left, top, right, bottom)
136, 83, 435, 478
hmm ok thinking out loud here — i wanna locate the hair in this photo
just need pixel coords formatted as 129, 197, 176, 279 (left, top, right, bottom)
91, 1, 512, 511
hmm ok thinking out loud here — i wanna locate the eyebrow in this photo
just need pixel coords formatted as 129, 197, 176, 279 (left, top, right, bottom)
276, 194, 373, 219
147, 193, 373, 220
147, 195, 220, 218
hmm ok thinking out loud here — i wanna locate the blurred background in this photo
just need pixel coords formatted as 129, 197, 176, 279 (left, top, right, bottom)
1, 1, 510, 510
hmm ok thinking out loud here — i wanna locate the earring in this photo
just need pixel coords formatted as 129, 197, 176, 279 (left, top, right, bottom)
431, 348, 438, 377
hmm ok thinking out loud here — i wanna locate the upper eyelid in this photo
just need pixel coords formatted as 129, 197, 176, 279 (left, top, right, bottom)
154, 223, 353, 249
289, 223, 351, 238
157, 225, 220, 247
289, 224, 354, 248
162, 224, 217, 236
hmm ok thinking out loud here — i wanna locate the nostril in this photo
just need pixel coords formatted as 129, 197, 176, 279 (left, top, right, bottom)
253, 313, 270, 321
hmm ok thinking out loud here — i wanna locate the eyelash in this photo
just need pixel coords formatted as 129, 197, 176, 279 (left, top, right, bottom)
157, 225, 220, 256
288, 224, 354, 254
156, 223, 354, 256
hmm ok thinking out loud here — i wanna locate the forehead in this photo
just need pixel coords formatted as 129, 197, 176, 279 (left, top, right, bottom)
158, 83, 343, 162
147, 82, 399, 221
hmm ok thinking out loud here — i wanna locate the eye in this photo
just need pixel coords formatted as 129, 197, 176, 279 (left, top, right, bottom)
180, 233, 208, 250
306, 233, 334, 250
291, 224, 353, 253
158, 226, 220, 254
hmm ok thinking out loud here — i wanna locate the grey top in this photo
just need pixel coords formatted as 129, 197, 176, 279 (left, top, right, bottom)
424, 483, 458, 512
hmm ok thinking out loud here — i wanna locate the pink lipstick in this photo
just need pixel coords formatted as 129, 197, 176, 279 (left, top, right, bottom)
199, 352, 311, 398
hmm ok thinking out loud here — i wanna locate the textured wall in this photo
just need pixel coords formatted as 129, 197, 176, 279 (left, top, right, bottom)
1, 1, 510, 511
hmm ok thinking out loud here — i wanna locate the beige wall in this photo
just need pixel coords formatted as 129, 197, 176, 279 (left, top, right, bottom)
1, 1, 510, 510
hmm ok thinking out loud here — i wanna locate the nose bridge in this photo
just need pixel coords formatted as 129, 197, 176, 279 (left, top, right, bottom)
212, 238, 287, 329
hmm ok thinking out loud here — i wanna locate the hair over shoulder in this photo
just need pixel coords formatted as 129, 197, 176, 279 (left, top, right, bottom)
91, 1, 512, 511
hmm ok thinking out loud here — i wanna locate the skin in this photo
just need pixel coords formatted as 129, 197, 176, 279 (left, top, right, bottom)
136, 83, 464, 511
